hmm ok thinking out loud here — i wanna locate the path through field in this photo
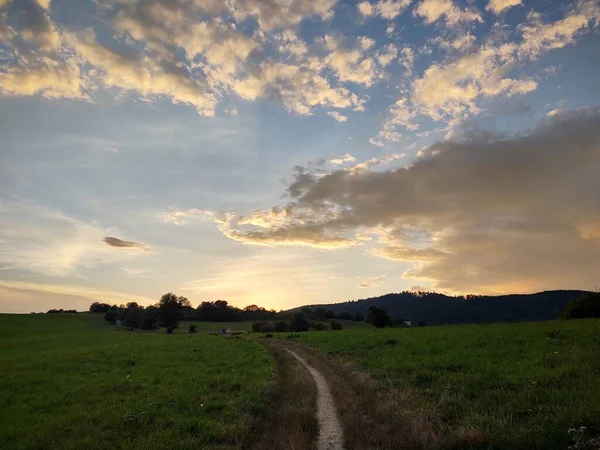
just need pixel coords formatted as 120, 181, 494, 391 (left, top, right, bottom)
285, 349, 345, 450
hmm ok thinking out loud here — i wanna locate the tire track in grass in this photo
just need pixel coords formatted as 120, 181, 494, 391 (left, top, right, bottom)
285, 349, 345, 450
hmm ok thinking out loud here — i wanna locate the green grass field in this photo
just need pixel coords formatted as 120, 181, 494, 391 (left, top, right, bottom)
0, 314, 275, 450
279, 319, 600, 449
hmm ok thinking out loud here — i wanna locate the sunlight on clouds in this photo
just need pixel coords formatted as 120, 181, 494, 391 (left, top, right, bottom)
487, 0, 522, 15
0, 202, 149, 277
414, 0, 482, 26
209, 108, 600, 294
327, 111, 348, 122
358, 0, 412, 20
357, 274, 386, 288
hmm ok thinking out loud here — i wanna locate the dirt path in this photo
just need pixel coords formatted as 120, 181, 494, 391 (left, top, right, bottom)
285, 349, 345, 450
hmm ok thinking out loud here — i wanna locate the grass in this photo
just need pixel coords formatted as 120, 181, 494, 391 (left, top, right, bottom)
277, 319, 600, 449
0, 313, 275, 450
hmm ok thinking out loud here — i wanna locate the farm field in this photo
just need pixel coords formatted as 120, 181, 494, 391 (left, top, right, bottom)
277, 319, 600, 449
0, 314, 275, 450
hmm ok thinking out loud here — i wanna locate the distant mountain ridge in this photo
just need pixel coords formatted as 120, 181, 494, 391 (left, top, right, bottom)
293, 290, 589, 325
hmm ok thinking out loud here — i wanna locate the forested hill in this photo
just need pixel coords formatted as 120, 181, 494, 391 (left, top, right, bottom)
294, 290, 589, 325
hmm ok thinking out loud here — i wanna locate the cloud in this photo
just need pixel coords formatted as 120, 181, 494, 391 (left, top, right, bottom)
373, 0, 599, 143
0, 201, 148, 276
214, 107, 600, 294
412, 44, 538, 120
358, 0, 412, 20
103, 237, 146, 249
66, 29, 217, 115
327, 111, 348, 122
16, 0, 60, 50
487, 0, 522, 15
0, 57, 84, 99
518, 1, 600, 59
161, 208, 216, 225
357, 274, 386, 288
414, 0, 482, 26
329, 153, 357, 165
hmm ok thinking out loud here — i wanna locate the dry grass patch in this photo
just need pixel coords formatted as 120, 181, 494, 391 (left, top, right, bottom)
273, 340, 473, 450
247, 342, 318, 450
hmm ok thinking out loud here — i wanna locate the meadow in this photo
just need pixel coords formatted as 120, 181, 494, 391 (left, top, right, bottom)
0, 314, 274, 450
278, 319, 600, 449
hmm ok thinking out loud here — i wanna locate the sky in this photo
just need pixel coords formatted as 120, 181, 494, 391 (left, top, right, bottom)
0, 0, 599, 313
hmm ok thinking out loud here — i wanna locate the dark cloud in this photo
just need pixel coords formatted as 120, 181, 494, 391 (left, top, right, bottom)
103, 237, 146, 249
223, 107, 600, 293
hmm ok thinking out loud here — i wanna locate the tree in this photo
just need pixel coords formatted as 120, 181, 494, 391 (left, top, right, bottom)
158, 292, 189, 334
353, 312, 365, 322
104, 310, 118, 324
140, 311, 158, 330
274, 320, 288, 332
561, 292, 600, 319
314, 308, 327, 318
123, 307, 143, 329
301, 307, 313, 316
290, 313, 309, 332
367, 306, 393, 328
324, 309, 335, 319
339, 312, 352, 320
89, 302, 111, 313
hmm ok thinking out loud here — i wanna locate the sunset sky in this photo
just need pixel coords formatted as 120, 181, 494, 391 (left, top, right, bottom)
1, 0, 599, 313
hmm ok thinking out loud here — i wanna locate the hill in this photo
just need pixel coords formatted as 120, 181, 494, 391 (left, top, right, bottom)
294, 290, 588, 325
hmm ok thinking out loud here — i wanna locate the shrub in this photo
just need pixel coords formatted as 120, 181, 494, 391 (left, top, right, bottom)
140, 310, 158, 330
104, 310, 119, 324
264, 333, 273, 338
331, 321, 342, 330
353, 312, 365, 322
188, 325, 197, 333
290, 313, 309, 332
252, 322, 267, 332
274, 320, 288, 332
339, 312, 352, 320
123, 307, 143, 329
260, 324, 274, 333
561, 292, 600, 319
313, 322, 328, 331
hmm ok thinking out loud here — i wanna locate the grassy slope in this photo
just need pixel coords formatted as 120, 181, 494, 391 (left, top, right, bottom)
0, 314, 275, 450
280, 319, 600, 449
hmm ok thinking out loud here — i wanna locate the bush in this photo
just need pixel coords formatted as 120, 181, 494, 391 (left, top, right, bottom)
353, 312, 365, 322
331, 321, 342, 331
339, 312, 352, 320
188, 325, 197, 333
561, 292, 600, 319
274, 320, 288, 332
290, 313, 309, 332
123, 307, 143, 329
260, 324, 274, 333
252, 322, 267, 332
104, 310, 119, 324
312, 322, 328, 331
264, 333, 273, 338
